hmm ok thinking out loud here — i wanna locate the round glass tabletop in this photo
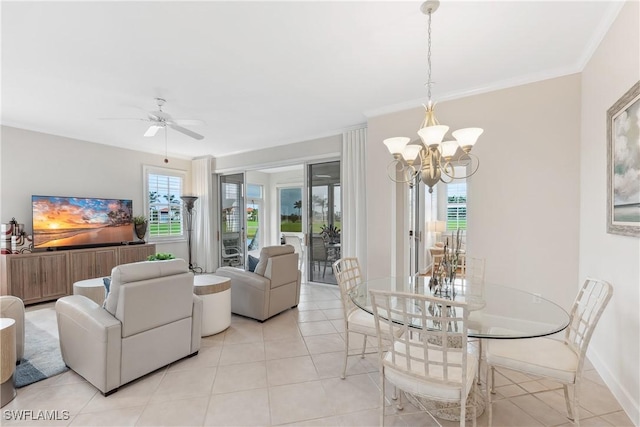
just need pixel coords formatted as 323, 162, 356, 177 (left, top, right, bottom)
350, 276, 570, 339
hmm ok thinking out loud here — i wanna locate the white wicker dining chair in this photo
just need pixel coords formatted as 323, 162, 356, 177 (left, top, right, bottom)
332, 257, 380, 379
485, 278, 613, 426
370, 290, 478, 427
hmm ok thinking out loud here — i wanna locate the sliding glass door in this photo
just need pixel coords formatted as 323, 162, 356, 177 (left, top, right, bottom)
307, 161, 341, 285
219, 173, 245, 268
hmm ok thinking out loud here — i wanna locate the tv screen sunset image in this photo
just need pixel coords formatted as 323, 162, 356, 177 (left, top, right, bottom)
32, 196, 133, 249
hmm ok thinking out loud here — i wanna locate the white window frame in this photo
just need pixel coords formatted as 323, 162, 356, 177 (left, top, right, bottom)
143, 165, 187, 242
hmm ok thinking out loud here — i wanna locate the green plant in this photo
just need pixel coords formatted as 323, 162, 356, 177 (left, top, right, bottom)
133, 215, 147, 225
147, 252, 175, 261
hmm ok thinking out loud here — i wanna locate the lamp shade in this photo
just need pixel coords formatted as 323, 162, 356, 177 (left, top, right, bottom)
417, 125, 449, 147
401, 144, 422, 163
383, 137, 411, 155
182, 196, 198, 212
440, 140, 459, 159
452, 127, 483, 150
427, 220, 446, 232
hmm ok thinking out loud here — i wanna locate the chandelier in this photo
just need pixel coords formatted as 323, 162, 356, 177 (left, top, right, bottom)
384, 0, 483, 193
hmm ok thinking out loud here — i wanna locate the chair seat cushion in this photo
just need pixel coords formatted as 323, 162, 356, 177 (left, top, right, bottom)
384, 341, 477, 401
485, 328, 578, 383
347, 309, 401, 337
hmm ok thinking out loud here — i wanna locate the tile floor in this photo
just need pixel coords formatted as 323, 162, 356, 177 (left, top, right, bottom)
3, 283, 633, 426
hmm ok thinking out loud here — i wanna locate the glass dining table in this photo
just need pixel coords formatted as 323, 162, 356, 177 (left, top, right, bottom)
350, 275, 570, 339
349, 276, 571, 421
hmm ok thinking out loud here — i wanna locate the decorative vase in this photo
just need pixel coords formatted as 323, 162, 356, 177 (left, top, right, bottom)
134, 222, 148, 241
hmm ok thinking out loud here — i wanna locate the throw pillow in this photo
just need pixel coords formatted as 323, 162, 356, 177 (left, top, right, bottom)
103, 277, 111, 294
247, 255, 259, 272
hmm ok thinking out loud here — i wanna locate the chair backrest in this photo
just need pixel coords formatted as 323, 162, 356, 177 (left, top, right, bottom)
104, 259, 194, 337
253, 245, 296, 276
332, 257, 362, 316
370, 290, 470, 388
311, 236, 327, 261
565, 278, 613, 371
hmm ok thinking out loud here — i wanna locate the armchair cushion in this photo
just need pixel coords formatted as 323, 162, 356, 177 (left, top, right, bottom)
104, 258, 190, 316
254, 245, 294, 276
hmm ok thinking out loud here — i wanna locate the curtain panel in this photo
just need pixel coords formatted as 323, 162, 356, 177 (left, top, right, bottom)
192, 157, 215, 272
341, 128, 368, 279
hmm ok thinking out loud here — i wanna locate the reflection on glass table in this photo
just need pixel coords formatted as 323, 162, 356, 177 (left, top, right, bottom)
350, 276, 570, 339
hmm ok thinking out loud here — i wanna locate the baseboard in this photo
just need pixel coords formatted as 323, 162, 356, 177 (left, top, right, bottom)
587, 347, 639, 425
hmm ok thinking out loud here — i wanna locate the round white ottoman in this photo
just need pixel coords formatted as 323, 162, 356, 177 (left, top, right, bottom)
193, 275, 231, 336
1, 318, 16, 407
73, 277, 107, 306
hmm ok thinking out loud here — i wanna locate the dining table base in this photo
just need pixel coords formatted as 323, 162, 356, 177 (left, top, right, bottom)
404, 386, 485, 421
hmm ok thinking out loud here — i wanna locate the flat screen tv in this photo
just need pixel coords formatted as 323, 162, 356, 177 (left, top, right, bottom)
32, 195, 134, 250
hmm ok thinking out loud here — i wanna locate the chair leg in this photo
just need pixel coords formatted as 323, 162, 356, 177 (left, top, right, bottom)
490, 366, 496, 393
361, 334, 367, 358
341, 331, 350, 379
477, 339, 483, 385
572, 383, 580, 426
563, 384, 576, 423
472, 382, 477, 427
460, 393, 466, 427
380, 367, 385, 427
487, 365, 493, 427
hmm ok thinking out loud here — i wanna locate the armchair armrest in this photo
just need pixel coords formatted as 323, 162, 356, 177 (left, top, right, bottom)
56, 295, 122, 394
215, 267, 270, 291
191, 294, 203, 353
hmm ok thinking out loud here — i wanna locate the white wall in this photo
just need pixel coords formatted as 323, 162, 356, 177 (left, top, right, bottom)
580, 1, 640, 422
0, 126, 192, 259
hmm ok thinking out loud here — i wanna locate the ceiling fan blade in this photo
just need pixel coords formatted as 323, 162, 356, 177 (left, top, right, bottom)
144, 125, 163, 137
169, 123, 204, 140
173, 119, 206, 126
99, 117, 148, 121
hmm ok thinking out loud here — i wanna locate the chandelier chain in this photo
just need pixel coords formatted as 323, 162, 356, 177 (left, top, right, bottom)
427, 9, 433, 102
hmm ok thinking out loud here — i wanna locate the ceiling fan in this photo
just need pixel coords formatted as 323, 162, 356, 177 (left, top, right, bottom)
106, 98, 205, 140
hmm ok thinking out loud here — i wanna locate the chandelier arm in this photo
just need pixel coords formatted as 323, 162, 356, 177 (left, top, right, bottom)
386, 159, 418, 184
439, 152, 480, 180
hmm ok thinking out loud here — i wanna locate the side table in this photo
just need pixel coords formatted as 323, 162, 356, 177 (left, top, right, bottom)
1, 318, 16, 407
73, 278, 107, 306
193, 275, 231, 336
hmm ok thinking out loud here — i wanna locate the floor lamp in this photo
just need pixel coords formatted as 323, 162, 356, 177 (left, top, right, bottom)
181, 196, 200, 273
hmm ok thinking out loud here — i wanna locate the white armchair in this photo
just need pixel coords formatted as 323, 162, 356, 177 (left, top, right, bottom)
0, 296, 25, 363
56, 259, 202, 395
216, 245, 301, 322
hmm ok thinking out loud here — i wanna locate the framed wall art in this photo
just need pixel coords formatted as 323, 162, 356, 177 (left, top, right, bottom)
607, 80, 640, 237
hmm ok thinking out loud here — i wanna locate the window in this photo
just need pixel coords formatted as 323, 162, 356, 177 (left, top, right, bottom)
446, 178, 467, 231
279, 187, 302, 233
144, 166, 186, 239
